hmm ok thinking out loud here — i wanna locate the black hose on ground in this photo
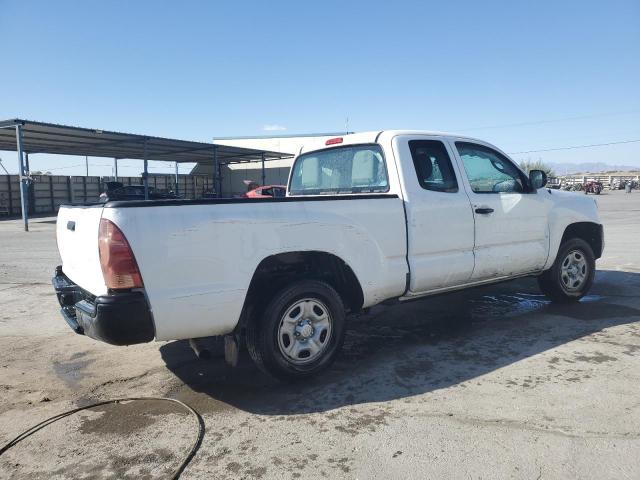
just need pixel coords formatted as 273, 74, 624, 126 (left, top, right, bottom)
0, 397, 205, 480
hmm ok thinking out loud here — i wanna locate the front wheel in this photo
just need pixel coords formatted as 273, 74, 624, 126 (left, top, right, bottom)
538, 238, 595, 303
246, 280, 346, 381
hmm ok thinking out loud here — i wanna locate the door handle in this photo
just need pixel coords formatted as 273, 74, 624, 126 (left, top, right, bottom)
474, 207, 494, 214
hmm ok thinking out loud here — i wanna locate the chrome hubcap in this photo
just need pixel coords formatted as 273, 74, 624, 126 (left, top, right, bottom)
560, 249, 588, 292
277, 298, 332, 365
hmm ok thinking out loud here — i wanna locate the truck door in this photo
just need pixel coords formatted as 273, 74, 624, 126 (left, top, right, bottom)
393, 135, 475, 293
450, 140, 550, 280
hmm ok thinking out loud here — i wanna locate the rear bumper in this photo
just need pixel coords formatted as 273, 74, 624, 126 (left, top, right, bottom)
52, 266, 155, 345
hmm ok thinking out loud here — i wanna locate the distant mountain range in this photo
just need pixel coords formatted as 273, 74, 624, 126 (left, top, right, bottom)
549, 162, 639, 174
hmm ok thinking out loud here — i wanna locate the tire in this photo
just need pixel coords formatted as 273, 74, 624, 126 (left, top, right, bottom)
246, 280, 346, 381
538, 238, 596, 303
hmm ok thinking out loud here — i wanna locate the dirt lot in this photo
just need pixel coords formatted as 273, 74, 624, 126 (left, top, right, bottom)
1, 190, 639, 479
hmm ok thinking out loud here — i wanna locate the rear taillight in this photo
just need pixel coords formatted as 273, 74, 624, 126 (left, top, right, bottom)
98, 218, 143, 289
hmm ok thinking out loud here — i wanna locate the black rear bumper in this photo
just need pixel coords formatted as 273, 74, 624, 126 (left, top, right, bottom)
52, 266, 155, 345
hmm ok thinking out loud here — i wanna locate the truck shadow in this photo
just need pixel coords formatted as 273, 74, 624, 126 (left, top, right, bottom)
159, 269, 640, 415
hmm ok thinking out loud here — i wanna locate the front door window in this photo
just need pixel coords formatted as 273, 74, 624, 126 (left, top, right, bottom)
456, 142, 526, 193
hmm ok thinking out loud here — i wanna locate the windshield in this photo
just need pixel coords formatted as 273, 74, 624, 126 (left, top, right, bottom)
289, 144, 389, 195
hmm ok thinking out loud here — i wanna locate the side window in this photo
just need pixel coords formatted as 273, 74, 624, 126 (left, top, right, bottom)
456, 142, 525, 193
408, 140, 458, 192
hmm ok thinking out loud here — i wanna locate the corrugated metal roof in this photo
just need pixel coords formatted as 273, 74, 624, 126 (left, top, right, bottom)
0, 119, 292, 164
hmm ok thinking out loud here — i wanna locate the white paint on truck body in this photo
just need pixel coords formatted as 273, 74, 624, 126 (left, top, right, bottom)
389, 132, 476, 292
101, 196, 408, 340
446, 135, 552, 280
56, 130, 603, 343
55, 205, 107, 296
542, 188, 601, 269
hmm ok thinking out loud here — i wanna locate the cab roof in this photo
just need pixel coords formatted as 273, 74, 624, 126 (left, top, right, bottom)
298, 130, 488, 155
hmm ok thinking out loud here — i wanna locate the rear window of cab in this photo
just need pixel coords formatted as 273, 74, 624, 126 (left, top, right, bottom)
289, 144, 389, 195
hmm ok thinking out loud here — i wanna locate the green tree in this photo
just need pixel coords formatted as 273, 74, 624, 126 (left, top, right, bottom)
518, 159, 555, 177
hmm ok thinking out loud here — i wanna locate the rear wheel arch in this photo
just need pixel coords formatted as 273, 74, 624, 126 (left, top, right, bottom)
246, 279, 347, 380
239, 251, 364, 330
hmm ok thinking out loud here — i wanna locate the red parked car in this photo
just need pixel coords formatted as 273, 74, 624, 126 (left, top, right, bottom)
583, 180, 603, 195
242, 185, 286, 198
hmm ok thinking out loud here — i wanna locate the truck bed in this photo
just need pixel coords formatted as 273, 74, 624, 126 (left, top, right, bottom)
56, 195, 408, 341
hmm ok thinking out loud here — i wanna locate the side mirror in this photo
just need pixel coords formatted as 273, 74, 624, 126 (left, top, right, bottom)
529, 169, 548, 190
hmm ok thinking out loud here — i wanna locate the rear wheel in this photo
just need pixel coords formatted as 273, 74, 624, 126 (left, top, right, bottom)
246, 280, 346, 381
538, 238, 595, 302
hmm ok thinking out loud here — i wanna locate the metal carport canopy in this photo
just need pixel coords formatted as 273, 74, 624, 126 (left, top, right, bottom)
0, 118, 292, 231
0, 118, 290, 164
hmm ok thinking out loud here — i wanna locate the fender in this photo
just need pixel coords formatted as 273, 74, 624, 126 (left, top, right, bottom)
543, 190, 602, 270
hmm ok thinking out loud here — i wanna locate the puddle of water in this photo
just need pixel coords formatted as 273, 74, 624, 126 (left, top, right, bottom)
52, 357, 94, 387
469, 291, 640, 322
78, 400, 186, 435
579, 294, 605, 303
470, 292, 549, 320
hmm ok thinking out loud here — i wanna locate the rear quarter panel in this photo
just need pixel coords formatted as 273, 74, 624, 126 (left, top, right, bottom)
102, 197, 407, 340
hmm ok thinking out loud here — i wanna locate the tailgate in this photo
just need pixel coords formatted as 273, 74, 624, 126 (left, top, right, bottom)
56, 205, 108, 296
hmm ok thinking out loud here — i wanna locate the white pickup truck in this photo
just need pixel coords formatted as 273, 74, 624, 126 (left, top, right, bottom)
53, 131, 603, 380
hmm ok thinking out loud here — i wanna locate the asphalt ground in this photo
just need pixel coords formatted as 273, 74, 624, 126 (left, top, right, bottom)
0, 189, 638, 479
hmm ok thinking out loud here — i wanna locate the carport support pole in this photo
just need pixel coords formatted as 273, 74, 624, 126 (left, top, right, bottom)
143, 138, 149, 200
175, 162, 179, 196
213, 145, 220, 198
114, 158, 118, 181
15, 124, 28, 231
24, 153, 30, 215
261, 152, 266, 187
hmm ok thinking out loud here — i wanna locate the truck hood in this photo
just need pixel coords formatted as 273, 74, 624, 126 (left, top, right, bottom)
542, 188, 601, 225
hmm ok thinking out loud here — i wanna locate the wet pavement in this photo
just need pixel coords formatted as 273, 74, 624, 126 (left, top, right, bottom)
0, 190, 639, 479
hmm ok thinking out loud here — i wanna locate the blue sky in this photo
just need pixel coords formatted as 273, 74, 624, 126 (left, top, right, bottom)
0, 0, 638, 176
